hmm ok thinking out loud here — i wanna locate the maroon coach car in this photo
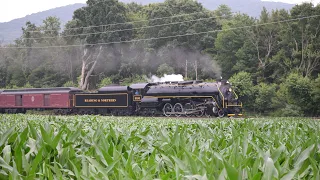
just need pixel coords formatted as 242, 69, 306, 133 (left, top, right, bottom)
0, 87, 82, 114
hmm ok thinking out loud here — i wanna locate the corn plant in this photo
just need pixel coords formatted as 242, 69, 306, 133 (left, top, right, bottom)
0, 114, 319, 179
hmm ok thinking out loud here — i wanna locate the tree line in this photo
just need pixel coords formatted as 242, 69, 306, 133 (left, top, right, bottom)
0, 0, 319, 116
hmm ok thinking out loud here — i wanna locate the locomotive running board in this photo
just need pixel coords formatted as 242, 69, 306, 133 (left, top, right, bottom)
166, 110, 203, 115
228, 114, 243, 117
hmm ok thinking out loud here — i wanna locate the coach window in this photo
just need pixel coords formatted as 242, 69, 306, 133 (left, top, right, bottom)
44, 94, 50, 106
15, 95, 23, 106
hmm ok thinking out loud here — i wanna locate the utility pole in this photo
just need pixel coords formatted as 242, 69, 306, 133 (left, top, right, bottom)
185, 59, 188, 79
194, 60, 198, 80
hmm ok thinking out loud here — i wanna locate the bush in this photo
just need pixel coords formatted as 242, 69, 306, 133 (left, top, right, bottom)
63, 81, 76, 87
229, 71, 254, 97
229, 71, 255, 109
271, 104, 303, 117
99, 77, 113, 88
157, 63, 174, 76
254, 83, 276, 113
284, 73, 313, 114
121, 75, 147, 86
272, 73, 314, 116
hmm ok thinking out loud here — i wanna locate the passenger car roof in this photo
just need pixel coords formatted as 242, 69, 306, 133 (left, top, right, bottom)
1, 87, 82, 94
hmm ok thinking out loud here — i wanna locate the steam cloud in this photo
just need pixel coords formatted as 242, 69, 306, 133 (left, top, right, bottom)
149, 74, 184, 83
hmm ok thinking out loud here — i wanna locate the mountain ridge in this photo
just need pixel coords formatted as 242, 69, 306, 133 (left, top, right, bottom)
0, 0, 295, 44
0, 3, 86, 44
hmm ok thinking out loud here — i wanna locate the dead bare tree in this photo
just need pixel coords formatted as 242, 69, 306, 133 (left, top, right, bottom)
79, 45, 103, 90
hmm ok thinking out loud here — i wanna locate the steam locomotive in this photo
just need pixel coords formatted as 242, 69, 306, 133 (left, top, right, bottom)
0, 80, 242, 117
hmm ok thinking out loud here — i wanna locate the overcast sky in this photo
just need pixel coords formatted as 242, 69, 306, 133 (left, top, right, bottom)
0, 0, 319, 23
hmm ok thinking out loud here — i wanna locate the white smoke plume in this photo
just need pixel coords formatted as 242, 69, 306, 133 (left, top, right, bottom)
149, 74, 184, 83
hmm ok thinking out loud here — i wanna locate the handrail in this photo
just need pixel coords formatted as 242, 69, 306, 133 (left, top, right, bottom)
233, 91, 239, 100
216, 84, 225, 108
232, 91, 242, 107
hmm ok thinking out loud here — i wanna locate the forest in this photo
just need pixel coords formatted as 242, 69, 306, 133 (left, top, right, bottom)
0, 0, 319, 116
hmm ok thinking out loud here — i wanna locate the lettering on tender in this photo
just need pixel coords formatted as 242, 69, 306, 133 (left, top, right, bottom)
84, 99, 117, 103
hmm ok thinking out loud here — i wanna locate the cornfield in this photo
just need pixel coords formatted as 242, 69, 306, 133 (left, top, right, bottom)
0, 114, 319, 179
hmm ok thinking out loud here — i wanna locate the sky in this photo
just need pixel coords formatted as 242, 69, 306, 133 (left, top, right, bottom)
0, 0, 319, 23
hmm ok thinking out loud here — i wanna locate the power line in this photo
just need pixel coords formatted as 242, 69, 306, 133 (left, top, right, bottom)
2, 14, 319, 49
11, 0, 252, 34
24, 11, 216, 33
23, 0, 247, 34
20, 16, 219, 40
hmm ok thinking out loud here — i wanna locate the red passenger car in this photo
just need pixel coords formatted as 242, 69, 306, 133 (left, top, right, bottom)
0, 87, 82, 114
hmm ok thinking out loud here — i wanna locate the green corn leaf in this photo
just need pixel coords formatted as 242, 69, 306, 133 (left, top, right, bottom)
262, 157, 278, 180
68, 128, 81, 143
105, 158, 120, 174
252, 172, 262, 180
10, 160, 20, 180
184, 150, 198, 174
52, 160, 63, 179
85, 156, 110, 179
40, 125, 52, 147
28, 122, 39, 140
223, 160, 238, 180
218, 168, 227, 180
21, 149, 30, 174
0, 126, 15, 147
46, 165, 53, 180
2, 145, 11, 164
51, 128, 64, 150
294, 144, 315, 168
27, 147, 43, 180
0, 156, 13, 173
69, 160, 80, 180
271, 144, 285, 162
15, 146, 23, 174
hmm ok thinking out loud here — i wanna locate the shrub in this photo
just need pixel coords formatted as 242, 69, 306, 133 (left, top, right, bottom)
229, 71, 255, 109
254, 83, 276, 113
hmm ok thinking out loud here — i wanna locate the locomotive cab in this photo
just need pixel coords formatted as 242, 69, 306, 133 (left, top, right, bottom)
218, 80, 242, 117
130, 83, 150, 102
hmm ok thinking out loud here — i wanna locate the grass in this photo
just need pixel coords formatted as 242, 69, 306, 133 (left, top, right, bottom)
0, 114, 319, 179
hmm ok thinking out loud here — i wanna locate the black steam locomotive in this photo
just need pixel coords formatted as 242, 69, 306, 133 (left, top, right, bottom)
74, 79, 242, 117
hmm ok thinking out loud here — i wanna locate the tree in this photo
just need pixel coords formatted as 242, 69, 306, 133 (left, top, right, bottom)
0, 49, 9, 87
276, 3, 320, 78
28, 63, 68, 88
157, 63, 174, 75
246, 7, 281, 82
13, 22, 42, 82
41, 16, 61, 45
214, 4, 233, 23
215, 14, 256, 78
312, 74, 320, 115
64, 0, 133, 90
144, 0, 219, 50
